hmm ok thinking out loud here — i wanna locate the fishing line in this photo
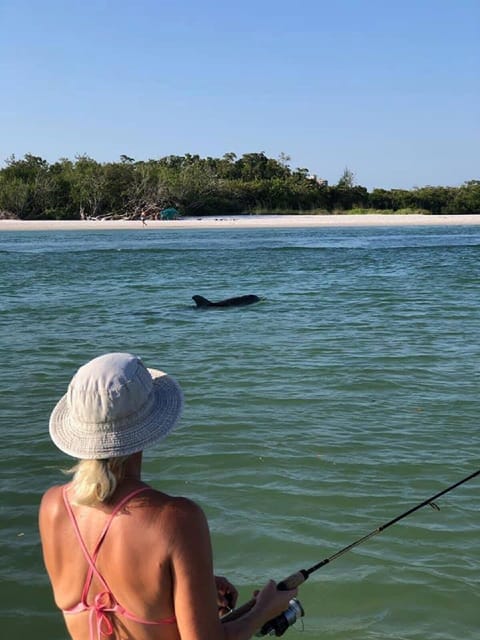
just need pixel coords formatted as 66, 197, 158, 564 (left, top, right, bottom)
280, 466, 480, 587
222, 467, 480, 635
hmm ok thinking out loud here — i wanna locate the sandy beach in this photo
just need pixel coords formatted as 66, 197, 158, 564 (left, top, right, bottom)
0, 213, 479, 231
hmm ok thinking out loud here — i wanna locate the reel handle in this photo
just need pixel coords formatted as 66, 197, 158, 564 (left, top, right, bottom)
220, 570, 308, 623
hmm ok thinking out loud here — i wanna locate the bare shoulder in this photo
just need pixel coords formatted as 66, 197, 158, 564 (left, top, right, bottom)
41, 484, 64, 501
144, 492, 210, 551
158, 494, 208, 530
39, 484, 65, 515
38, 484, 67, 537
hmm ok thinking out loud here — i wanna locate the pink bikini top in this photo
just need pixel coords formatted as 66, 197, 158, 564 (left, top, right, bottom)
62, 485, 176, 640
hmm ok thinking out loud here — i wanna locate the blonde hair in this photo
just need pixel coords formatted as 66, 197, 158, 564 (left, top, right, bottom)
68, 457, 130, 506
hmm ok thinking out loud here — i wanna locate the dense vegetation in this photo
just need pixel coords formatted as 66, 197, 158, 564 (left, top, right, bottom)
0, 153, 479, 220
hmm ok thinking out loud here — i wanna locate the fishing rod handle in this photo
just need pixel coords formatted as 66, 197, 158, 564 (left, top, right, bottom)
220, 597, 256, 623
277, 570, 309, 591
221, 570, 308, 624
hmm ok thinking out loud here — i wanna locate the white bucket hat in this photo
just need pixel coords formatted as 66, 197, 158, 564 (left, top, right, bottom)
49, 352, 184, 459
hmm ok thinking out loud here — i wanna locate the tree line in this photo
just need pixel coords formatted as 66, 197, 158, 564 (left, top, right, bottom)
0, 152, 478, 220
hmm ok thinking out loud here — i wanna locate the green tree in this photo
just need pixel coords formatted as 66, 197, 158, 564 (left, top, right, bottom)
369, 188, 394, 210
70, 155, 106, 219
408, 186, 455, 214
443, 180, 480, 213
0, 154, 57, 218
0, 151, 476, 218
157, 163, 221, 214
337, 167, 355, 188
0, 176, 29, 216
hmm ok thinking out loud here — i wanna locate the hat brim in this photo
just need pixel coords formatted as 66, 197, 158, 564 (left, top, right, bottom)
49, 368, 184, 459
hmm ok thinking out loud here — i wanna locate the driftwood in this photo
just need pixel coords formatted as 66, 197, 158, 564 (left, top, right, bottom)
0, 210, 18, 220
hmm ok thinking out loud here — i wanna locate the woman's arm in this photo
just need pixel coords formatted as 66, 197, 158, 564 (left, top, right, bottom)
167, 497, 297, 640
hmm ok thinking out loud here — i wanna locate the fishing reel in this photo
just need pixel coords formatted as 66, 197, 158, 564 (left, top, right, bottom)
256, 598, 305, 637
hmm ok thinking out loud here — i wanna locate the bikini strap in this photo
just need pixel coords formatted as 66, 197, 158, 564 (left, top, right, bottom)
62, 485, 151, 600
90, 486, 151, 559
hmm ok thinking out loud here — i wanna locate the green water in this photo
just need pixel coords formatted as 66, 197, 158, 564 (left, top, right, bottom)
1, 225, 479, 639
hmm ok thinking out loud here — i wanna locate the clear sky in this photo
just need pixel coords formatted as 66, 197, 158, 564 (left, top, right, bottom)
1, 0, 478, 190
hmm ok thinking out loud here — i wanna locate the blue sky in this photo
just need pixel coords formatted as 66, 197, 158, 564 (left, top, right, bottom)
1, 0, 478, 190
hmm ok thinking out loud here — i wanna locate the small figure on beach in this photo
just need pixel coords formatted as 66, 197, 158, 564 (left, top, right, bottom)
140, 212, 147, 227
39, 352, 296, 640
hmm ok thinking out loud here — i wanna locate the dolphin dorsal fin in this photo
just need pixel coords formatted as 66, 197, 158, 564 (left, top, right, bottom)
192, 295, 212, 307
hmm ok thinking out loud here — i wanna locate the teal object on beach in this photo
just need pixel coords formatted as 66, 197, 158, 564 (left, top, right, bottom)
160, 207, 179, 220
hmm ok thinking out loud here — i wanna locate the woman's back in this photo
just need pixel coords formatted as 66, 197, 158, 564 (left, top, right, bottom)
39, 480, 188, 640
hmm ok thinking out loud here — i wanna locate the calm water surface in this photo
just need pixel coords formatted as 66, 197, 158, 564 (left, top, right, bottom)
1, 225, 479, 639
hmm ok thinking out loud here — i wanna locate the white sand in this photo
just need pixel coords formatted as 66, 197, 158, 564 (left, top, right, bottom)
0, 213, 479, 231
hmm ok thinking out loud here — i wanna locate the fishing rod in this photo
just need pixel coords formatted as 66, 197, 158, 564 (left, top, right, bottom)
221, 467, 480, 636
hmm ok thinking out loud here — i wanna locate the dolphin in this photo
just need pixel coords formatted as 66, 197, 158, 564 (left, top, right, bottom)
192, 294, 262, 308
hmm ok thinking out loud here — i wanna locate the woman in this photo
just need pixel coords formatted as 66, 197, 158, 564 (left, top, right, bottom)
39, 352, 297, 640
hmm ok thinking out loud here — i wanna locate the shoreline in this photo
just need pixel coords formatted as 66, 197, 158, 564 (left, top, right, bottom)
1, 213, 480, 231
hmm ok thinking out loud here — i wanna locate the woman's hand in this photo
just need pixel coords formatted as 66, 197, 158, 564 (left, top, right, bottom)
252, 579, 298, 624
215, 575, 239, 616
